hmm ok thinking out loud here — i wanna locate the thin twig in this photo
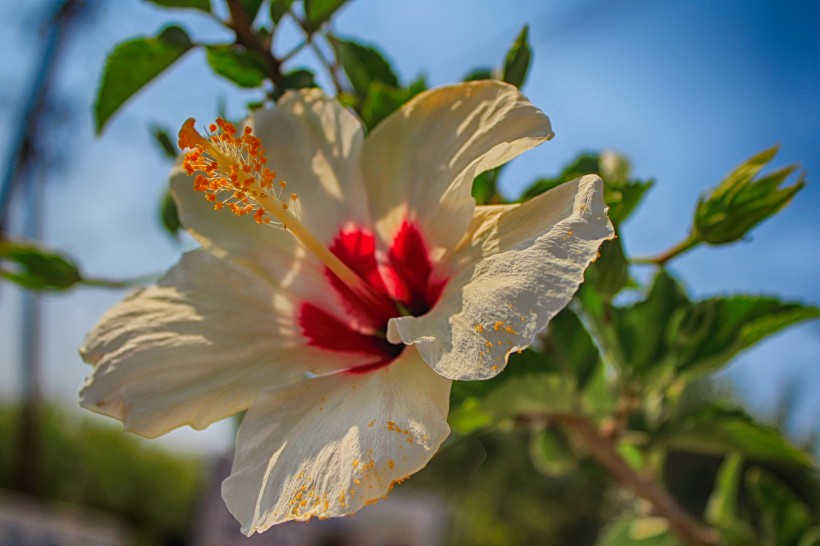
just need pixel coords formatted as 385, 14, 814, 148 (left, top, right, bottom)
281, 38, 309, 63
223, 0, 284, 85
553, 414, 720, 546
309, 37, 344, 95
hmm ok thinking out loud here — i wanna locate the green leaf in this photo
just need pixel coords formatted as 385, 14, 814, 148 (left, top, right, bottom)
672, 296, 820, 378
617, 440, 645, 470
706, 453, 743, 526
269, 0, 294, 23
502, 25, 532, 88
597, 515, 681, 546
695, 146, 804, 245
360, 77, 426, 131
529, 427, 577, 477
540, 308, 601, 389
591, 279, 819, 387
520, 151, 653, 224
160, 190, 181, 238
329, 35, 399, 101
0, 241, 82, 291
705, 454, 757, 546
463, 67, 493, 81
271, 68, 317, 101
606, 179, 654, 225
748, 468, 813, 546
450, 348, 560, 406
448, 351, 569, 435
581, 360, 619, 418
583, 234, 629, 302
238, 0, 264, 22
798, 528, 820, 546
612, 270, 689, 379
303, 0, 347, 34
150, 124, 177, 159
595, 150, 654, 225
472, 167, 501, 205
483, 373, 575, 419
447, 397, 493, 435
95, 26, 193, 134
520, 152, 601, 201
663, 406, 815, 467
144, 0, 210, 11
205, 44, 268, 88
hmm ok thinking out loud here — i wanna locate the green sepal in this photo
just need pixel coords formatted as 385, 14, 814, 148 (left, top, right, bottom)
502, 25, 532, 88
694, 145, 804, 245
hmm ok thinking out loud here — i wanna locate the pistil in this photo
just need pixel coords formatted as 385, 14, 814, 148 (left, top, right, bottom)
178, 118, 383, 308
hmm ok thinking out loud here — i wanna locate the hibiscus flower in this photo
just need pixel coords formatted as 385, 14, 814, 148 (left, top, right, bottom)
79, 80, 613, 534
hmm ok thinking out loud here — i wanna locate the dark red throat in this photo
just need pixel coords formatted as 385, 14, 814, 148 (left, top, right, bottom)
299, 221, 446, 374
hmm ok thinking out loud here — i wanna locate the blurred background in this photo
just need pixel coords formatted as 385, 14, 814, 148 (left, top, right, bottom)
0, 0, 817, 544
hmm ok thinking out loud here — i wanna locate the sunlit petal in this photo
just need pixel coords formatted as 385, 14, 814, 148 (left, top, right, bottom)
222, 348, 451, 533
361, 80, 553, 249
387, 175, 614, 380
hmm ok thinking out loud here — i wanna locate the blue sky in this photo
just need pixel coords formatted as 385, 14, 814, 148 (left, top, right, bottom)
1, 0, 818, 453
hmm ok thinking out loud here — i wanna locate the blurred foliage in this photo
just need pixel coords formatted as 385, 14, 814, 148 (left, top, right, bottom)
0, 240, 81, 290
205, 44, 269, 88
5, 1, 819, 545
0, 404, 204, 546
410, 430, 610, 546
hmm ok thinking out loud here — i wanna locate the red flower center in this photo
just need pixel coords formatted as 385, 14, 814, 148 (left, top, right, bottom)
299, 221, 446, 374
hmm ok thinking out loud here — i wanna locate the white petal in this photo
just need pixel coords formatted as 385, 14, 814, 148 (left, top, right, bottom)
361, 80, 553, 249
171, 88, 368, 281
80, 251, 362, 438
170, 166, 302, 277
251, 89, 370, 243
387, 175, 614, 380
222, 347, 451, 533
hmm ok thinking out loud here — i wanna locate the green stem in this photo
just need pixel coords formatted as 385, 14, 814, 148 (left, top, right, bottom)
81, 273, 158, 289
632, 233, 701, 267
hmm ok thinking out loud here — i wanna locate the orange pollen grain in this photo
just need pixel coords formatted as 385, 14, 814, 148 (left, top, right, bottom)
178, 117, 285, 225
